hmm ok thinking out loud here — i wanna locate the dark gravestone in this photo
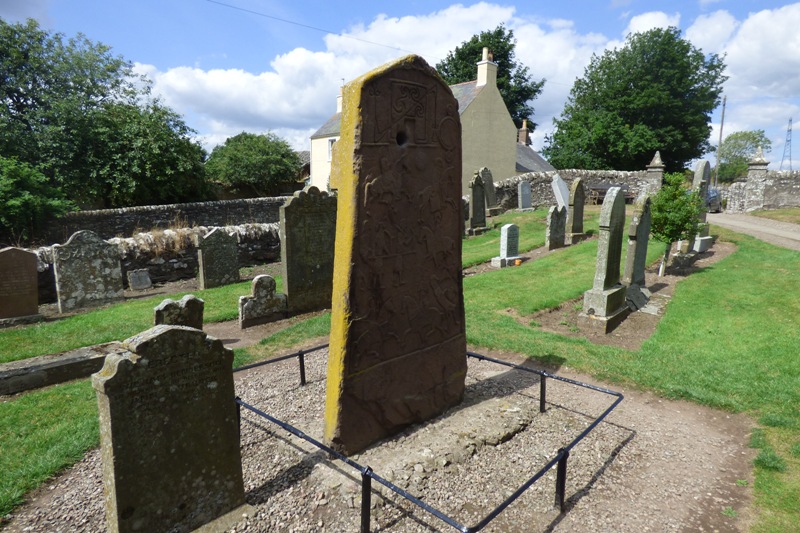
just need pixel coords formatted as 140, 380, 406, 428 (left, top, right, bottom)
622, 195, 652, 310
566, 178, 586, 244
239, 275, 287, 328
280, 186, 337, 314
480, 167, 497, 208
469, 173, 487, 233
0, 247, 39, 320
196, 228, 238, 290
518, 180, 533, 210
324, 55, 467, 455
53, 230, 124, 313
92, 325, 247, 533
126, 269, 152, 291
546, 205, 567, 250
581, 187, 629, 332
154, 294, 204, 330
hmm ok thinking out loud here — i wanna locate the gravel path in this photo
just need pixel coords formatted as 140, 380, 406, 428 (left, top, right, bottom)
3, 348, 755, 532
709, 213, 800, 251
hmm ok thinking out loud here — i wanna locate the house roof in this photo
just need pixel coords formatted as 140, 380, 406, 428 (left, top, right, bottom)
516, 144, 556, 173
310, 79, 485, 139
295, 150, 310, 165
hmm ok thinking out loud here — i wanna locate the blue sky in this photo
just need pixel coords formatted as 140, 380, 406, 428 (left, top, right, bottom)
2, 0, 799, 169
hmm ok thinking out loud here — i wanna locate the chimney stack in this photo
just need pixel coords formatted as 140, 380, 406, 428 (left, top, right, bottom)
518, 119, 530, 145
476, 46, 497, 88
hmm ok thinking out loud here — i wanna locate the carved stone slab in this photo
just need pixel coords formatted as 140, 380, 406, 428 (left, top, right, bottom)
0, 247, 39, 319
53, 230, 123, 313
546, 205, 567, 250
239, 275, 287, 328
197, 228, 238, 290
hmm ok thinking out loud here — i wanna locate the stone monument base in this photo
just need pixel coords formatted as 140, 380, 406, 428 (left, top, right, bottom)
582, 285, 627, 326
578, 306, 630, 334
467, 227, 489, 236
194, 504, 256, 533
517, 207, 535, 213
566, 233, 587, 245
490, 256, 521, 268
487, 207, 503, 217
625, 285, 652, 311
0, 313, 43, 329
678, 238, 695, 254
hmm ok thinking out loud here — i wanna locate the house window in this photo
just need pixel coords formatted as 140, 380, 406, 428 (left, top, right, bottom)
327, 138, 337, 161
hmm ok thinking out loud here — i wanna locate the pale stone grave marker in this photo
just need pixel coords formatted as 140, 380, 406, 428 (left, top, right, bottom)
92, 325, 248, 533
692, 160, 713, 253
566, 177, 586, 244
126, 269, 152, 291
518, 180, 533, 211
469, 173, 487, 234
53, 230, 123, 313
0, 247, 39, 321
622, 195, 652, 310
154, 294, 204, 330
546, 205, 567, 250
491, 224, 520, 268
239, 275, 287, 328
324, 55, 467, 455
196, 228, 238, 290
551, 173, 570, 211
581, 187, 629, 332
280, 185, 337, 314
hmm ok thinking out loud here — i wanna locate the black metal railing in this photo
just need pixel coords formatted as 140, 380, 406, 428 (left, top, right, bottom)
234, 346, 623, 532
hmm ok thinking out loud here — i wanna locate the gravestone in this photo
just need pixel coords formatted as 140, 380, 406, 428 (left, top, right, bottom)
126, 269, 152, 291
280, 186, 337, 314
53, 230, 124, 313
622, 195, 652, 310
92, 325, 248, 533
196, 228, 238, 290
491, 224, 521, 268
546, 205, 567, 250
480, 167, 501, 216
566, 178, 586, 244
154, 294, 204, 330
469, 173, 487, 234
551, 173, 570, 211
692, 160, 713, 253
324, 55, 467, 455
581, 187, 629, 332
239, 275, 287, 328
0, 247, 40, 321
518, 180, 533, 211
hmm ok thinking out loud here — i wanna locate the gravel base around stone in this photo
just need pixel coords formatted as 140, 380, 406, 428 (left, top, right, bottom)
3, 347, 755, 533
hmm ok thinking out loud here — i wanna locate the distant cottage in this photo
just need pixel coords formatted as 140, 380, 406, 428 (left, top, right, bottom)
309, 48, 554, 195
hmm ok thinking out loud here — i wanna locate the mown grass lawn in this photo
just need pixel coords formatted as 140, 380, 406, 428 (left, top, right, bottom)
749, 207, 800, 225
1, 212, 798, 531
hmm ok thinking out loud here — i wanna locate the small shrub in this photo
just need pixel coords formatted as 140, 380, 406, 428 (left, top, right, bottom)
754, 448, 786, 472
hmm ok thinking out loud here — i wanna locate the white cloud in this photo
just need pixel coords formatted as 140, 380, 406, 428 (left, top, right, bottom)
623, 11, 680, 36
685, 10, 738, 55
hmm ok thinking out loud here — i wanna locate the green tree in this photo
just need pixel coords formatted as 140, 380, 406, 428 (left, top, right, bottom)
0, 156, 74, 244
435, 24, 545, 128
716, 130, 772, 183
650, 172, 703, 275
0, 18, 208, 208
543, 27, 726, 171
205, 132, 301, 197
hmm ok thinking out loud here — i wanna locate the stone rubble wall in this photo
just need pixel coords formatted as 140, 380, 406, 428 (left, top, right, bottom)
721, 170, 800, 213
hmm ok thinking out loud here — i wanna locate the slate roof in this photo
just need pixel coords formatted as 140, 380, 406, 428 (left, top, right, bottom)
516, 144, 556, 173
295, 150, 311, 165
310, 113, 343, 139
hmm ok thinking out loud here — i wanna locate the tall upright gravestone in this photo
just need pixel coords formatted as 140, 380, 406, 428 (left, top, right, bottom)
622, 195, 652, 310
518, 180, 533, 211
468, 172, 487, 234
92, 325, 248, 533
566, 178, 586, 244
196, 228, 238, 290
581, 187, 629, 332
53, 230, 124, 313
546, 205, 566, 250
325, 55, 467, 455
0, 247, 39, 321
480, 167, 501, 216
280, 185, 337, 315
692, 160, 713, 253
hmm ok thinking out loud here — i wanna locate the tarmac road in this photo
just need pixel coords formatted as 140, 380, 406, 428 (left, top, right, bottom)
708, 212, 800, 251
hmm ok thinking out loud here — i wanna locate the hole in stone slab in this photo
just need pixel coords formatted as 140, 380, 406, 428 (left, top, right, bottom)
396, 130, 408, 146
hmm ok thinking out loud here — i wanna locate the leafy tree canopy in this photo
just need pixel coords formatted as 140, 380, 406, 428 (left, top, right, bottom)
435, 24, 545, 129
650, 172, 703, 275
543, 27, 727, 172
205, 132, 301, 197
716, 130, 772, 183
0, 18, 209, 210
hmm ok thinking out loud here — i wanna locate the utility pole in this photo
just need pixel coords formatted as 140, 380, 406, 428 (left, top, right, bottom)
713, 95, 726, 188
780, 117, 792, 171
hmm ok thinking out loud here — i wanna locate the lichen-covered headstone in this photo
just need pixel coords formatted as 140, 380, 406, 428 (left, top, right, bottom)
546, 205, 567, 250
518, 180, 533, 210
197, 228, 238, 290
581, 187, 628, 332
324, 55, 467, 455
92, 325, 247, 533
53, 230, 123, 313
491, 224, 520, 268
154, 294, 204, 330
280, 186, 337, 314
0, 247, 39, 321
692, 160, 713, 253
239, 275, 287, 328
480, 167, 497, 207
469, 172, 487, 233
126, 269, 152, 291
566, 178, 586, 244
622, 195, 652, 310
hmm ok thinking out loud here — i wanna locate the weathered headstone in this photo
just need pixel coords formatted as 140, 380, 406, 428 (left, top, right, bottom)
0, 247, 39, 322
566, 178, 586, 244
551, 173, 570, 212
280, 186, 337, 315
53, 230, 124, 313
196, 228, 238, 290
622, 195, 652, 310
469, 173, 487, 234
581, 187, 629, 332
518, 180, 533, 211
546, 205, 567, 250
239, 275, 287, 328
126, 269, 152, 291
480, 167, 501, 216
692, 160, 713, 253
154, 294, 204, 330
324, 55, 467, 455
92, 325, 248, 533
491, 224, 521, 268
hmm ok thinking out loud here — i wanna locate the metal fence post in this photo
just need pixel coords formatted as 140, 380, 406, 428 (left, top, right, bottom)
540, 376, 547, 413
554, 448, 569, 512
298, 351, 307, 386
361, 467, 373, 533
